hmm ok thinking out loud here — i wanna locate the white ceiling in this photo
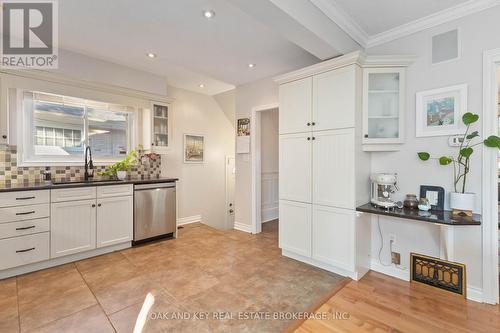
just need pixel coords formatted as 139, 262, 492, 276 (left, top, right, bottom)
331, 0, 469, 36
58, 0, 320, 95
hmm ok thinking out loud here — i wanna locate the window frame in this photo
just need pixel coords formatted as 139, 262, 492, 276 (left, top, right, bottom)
17, 89, 137, 167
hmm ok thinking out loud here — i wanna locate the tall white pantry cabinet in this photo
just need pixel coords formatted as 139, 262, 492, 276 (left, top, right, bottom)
275, 51, 412, 280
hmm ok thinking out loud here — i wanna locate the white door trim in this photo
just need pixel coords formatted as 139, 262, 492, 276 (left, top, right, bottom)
251, 103, 279, 234
482, 48, 499, 304
225, 155, 235, 229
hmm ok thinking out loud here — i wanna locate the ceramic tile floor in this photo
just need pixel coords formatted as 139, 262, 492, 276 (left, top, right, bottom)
0, 220, 346, 333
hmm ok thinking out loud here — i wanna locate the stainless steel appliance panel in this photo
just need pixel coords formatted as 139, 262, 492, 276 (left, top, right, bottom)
134, 183, 176, 242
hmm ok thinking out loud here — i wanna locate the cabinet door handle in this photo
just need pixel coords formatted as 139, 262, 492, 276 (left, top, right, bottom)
2, 135, 6, 139
16, 247, 35, 253
98, 203, 102, 207
307, 122, 311, 126
16, 196, 35, 200
312, 137, 316, 140
16, 225, 35, 231
92, 204, 96, 208
312, 122, 316, 126
16, 211, 35, 216
307, 137, 311, 140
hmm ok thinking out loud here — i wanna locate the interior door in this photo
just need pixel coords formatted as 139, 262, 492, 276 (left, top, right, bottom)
312, 128, 355, 209
279, 77, 312, 134
225, 156, 236, 229
313, 65, 357, 131
279, 132, 312, 203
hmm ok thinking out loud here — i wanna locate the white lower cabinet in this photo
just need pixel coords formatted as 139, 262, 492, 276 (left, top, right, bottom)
0, 232, 49, 270
97, 196, 133, 248
312, 205, 354, 272
279, 200, 311, 257
51, 199, 97, 258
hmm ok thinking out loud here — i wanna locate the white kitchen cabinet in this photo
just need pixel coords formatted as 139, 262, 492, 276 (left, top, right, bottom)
279, 77, 312, 134
312, 129, 355, 209
279, 200, 311, 257
312, 205, 355, 271
151, 101, 171, 152
279, 132, 312, 203
0, 232, 50, 271
51, 199, 96, 258
97, 196, 133, 248
313, 65, 357, 131
362, 67, 405, 151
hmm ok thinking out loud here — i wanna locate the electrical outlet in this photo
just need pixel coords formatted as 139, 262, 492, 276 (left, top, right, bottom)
389, 234, 396, 243
391, 252, 401, 265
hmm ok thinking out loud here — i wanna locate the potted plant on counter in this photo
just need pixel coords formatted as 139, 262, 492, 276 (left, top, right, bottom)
417, 112, 500, 216
100, 150, 138, 180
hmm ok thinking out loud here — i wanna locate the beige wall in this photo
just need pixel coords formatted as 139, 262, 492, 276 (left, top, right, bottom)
161, 86, 235, 229
260, 110, 279, 173
234, 78, 279, 227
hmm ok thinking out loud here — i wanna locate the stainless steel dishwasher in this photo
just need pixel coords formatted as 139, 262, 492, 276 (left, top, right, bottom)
134, 182, 176, 244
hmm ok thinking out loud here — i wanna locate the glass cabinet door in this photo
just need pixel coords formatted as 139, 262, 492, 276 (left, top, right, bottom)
363, 68, 404, 146
152, 103, 169, 149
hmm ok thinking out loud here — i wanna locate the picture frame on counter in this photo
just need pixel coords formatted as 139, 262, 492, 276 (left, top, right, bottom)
415, 84, 467, 137
419, 185, 445, 211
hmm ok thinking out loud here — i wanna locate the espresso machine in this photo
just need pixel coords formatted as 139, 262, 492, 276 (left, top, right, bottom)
370, 173, 399, 209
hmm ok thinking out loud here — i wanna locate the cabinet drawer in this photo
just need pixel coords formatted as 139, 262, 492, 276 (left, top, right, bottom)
0, 190, 49, 208
51, 187, 97, 202
0, 218, 50, 239
97, 184, 133, 198
0, 204, 50, 223
0, 232, 50, 270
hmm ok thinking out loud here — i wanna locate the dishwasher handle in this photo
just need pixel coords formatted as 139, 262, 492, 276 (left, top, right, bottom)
135, 182, 176, 190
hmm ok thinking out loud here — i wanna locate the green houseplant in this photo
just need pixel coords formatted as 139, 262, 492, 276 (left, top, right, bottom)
417, 112, 500, 214
100, 150, 138, 180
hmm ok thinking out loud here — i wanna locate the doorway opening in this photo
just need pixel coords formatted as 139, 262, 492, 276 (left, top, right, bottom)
482, 48, 500, 304
251, 103, 279, 234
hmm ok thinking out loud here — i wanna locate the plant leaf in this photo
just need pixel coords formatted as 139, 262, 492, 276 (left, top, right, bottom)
466, 131, 479, 140
484, 135, 500, 149
417, 152, 430, 161
459, 147, 473, 158
439, 156, 453, 165
462, 112, 479, 125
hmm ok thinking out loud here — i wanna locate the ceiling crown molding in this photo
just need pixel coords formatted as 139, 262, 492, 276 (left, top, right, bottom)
310, 0, 500, 50
367, 0, 500, 48
309, 0, 369, 48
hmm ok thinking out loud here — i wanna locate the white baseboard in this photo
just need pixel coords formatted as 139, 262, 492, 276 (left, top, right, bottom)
177, 215, 202, 226
370, 259, 410, 281
370, 259, 484, 302
261, 206, 278, 223
234, 222, 253, 233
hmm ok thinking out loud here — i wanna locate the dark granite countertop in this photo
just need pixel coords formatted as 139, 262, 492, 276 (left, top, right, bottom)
356, 203, 481, 226
0, 177, 178, 193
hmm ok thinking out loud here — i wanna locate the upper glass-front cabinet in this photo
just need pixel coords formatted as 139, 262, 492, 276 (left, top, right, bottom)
151, 102, 170, 151
362, 67, 405, 151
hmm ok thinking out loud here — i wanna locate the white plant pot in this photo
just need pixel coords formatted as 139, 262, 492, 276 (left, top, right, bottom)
116, 171, 127, 180
449, 192, 475, 212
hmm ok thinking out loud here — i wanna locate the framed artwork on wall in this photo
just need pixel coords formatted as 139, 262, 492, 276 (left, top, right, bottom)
237, 118, 250, 136
415, 84, 467, 137
419, 185, 445, 211
184, 134, 204, 163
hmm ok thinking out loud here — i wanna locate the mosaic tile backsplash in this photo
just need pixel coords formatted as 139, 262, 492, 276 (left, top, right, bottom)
0, 146, 162, 186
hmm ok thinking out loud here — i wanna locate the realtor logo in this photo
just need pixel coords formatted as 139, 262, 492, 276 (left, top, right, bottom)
1, 0, 58, 68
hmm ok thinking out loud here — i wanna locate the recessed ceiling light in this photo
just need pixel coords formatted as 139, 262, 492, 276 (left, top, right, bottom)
203, 10, 215, 19
147, 53, 156, 58
199, 83, 205, 88
248, 63, 256, 68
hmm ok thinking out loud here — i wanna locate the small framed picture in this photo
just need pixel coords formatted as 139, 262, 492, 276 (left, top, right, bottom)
184, 134, 204, 163
420, 185, 445, 211
415, 84, 467, 137
237, 118, 250, 136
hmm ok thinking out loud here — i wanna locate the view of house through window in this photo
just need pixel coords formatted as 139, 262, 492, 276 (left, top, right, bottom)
24, 91, 134, 162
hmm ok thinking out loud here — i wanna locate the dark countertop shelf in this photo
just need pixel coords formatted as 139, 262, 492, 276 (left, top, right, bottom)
0, 177, 179, 193
356, 203, 481, 226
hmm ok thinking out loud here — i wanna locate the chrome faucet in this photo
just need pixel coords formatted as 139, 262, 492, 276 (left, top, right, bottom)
84, 146, 94, 181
